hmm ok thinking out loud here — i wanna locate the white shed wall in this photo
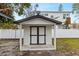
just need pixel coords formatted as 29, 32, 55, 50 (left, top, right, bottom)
20, 18, 54, 25
23, 25, 53, 45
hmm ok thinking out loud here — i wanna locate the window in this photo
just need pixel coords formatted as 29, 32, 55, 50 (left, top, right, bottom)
63, 14, 70, 19
41, 14, 44, 16
45, 14, 48, 16
63, 14, 66, 19
51, 15, 53, 18
67, 14, 69, 16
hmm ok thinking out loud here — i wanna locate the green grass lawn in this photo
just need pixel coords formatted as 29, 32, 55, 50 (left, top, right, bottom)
0, 39, 11, 44
0, 39, 79, 55
56, 38, 79, 52
0, 39, 18, 45
0, 39, 79, 52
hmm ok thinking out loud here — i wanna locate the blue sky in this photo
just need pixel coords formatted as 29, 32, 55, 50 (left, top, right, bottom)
32, 3, 72, 11
15, 3, 73, 20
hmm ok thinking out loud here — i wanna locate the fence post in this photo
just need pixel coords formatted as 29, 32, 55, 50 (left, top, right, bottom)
19, 24, 22, 51
54, 24, 56, 50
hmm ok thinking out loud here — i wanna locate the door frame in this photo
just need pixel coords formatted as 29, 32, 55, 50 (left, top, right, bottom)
30, 26, 46, 45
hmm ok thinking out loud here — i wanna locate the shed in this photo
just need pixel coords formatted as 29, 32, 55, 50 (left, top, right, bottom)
15, 14, 62, 51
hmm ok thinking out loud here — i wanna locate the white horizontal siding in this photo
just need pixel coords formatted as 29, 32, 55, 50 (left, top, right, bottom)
21, 18, 54, 25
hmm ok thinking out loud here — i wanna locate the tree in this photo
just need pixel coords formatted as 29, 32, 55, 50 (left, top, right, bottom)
12, 3, 31, 16
59, 4, 63, 11
0, 3, 31, 29
0, 3, 31, 16
64, 17, 71, 29
73, 3, 79, 12
72, 3, 79, 23
23, 3, 39, 17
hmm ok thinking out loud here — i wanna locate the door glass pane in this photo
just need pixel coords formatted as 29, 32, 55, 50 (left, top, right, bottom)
32, 27, 37, 35
39, 27, 44, 35
31, 36, 37, 44
39, 36, 44, 44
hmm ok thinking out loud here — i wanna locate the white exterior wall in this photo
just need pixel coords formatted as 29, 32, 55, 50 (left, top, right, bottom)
23, 26, 30, 45
23, 25, 53, 45
20, 18, 54, 25
20, 18, 54, 46
40, 12, 71, 22
46, 26, 52, 45
41, 13, 63, 22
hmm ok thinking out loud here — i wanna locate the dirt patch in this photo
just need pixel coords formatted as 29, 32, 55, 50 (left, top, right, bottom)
0, 39, 79, 56
0, 39, 20, 56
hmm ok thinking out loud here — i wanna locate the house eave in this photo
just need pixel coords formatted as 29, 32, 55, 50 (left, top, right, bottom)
14, 15, 62, 25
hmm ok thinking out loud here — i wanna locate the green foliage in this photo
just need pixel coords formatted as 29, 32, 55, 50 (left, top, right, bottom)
0, 19, 17, 29
57, 38, 79, 52
0, 3, 31, 16
73, 3, 79, 13
64, 17, 71, 29
0, 22, 17, 29
0, 3, 31, 29
12, 3, 31, 16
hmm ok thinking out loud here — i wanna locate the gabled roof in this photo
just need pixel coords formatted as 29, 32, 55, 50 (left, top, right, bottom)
15, 15, 62, 24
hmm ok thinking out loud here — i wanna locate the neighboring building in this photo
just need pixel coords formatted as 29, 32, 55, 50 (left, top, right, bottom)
15, 14, 62, 51
70, 23, 79, 29
38, 11, 72, 29
40, 11, 72, 23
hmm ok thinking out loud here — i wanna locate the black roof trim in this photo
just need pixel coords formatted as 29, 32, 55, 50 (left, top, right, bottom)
15, 15, 62, 24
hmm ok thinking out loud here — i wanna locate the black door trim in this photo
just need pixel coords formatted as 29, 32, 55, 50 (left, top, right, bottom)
30, 26, 46, 45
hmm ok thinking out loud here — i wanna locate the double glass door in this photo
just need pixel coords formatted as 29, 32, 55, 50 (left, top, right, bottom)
30, 26, 46, 45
